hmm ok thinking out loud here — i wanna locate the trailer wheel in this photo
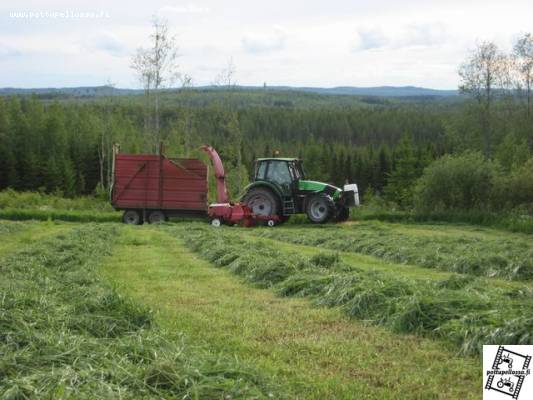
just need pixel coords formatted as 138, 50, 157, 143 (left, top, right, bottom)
148, 210, 166, 224
211, 218, 222, 227
123, 210, 142, 225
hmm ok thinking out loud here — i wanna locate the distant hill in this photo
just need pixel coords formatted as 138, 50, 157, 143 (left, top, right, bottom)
0, 85, 459, 98
0, 86, 138, 97
263, 85, 458, 97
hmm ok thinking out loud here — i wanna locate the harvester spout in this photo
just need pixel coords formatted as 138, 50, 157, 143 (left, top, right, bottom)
200, 145, 230, 204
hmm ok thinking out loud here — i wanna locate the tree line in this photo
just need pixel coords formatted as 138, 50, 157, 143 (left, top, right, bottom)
0, 20, 531, 216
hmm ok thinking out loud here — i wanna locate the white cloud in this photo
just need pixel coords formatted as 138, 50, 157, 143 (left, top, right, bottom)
0, 43, 21, 58
159, 4, 210, 15
85, 32, 130, 56
355, 27, 388, 50
402, 23, 447, 47
241, 27, 287, 54
353, 23, 448, 51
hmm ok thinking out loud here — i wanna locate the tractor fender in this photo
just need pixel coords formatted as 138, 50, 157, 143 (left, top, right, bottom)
241, 181, 283, 204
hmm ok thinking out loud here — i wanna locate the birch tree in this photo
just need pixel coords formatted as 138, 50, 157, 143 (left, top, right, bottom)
513, 33, 533, 148
131, 17, 179, 153
459, 41, 506, 157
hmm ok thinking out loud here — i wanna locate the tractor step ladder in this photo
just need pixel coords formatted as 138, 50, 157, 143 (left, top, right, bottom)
282, 197, 295, 216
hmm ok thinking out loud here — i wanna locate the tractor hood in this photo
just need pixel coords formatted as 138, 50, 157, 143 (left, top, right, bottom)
298, 180, 342, 199
298, 180, 360, 207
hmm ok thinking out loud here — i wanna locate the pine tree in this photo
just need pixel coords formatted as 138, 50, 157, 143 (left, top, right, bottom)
44, 157, 62, 193
385, 134, 419, 207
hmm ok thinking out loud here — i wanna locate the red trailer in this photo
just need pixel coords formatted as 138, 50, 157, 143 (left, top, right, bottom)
111, 151, 208, 224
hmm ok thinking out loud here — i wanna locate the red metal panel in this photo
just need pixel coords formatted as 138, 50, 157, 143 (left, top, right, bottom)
112, 154, 208, 211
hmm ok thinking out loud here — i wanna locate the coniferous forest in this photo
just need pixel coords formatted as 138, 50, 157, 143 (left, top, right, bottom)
1, 36, 532, 219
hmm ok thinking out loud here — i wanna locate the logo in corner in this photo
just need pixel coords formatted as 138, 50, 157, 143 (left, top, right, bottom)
484, 345, 532, 399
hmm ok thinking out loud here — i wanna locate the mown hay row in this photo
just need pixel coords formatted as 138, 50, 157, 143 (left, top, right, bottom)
0, 208, 119, 223
0, 224, 278, 399
254, 224, 533, 281
0, 220, 28, 236
173, 225, 532, 356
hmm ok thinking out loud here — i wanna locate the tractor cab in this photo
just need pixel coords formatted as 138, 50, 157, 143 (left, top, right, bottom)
254, 158, 304, 196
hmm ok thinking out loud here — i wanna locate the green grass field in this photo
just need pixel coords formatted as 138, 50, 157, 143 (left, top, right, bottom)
1, 218, 531, 399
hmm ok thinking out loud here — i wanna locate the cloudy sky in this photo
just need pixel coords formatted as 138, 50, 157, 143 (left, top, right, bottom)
1, 0, 532, 89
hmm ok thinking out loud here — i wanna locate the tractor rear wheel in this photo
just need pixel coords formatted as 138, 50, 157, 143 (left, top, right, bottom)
242, 187, 279, 217
306, 193, 335, 224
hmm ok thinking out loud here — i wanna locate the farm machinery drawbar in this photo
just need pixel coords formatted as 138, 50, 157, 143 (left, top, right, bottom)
111, 145, 359, 226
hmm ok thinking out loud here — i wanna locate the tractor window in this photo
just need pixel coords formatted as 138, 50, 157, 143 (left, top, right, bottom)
289, 162, 302, 180
266, 161, 292, 185
256, 161, 267, 180
295, 161, 306, 180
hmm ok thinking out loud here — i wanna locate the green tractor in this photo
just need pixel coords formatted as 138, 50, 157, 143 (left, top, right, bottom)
242, 157, 359, 223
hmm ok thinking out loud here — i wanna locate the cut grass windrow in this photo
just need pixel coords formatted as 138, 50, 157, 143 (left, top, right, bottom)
0, 224, 279, 399
253, 222, 533, 281
0, 208, 120, 223
171, 224, 532, 356
0, 221, 28, 236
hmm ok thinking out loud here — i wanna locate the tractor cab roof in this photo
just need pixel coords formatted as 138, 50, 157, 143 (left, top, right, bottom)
256, 158, 300, 162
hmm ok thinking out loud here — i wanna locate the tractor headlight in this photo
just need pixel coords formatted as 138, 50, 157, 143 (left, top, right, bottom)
343, 184, 360, 207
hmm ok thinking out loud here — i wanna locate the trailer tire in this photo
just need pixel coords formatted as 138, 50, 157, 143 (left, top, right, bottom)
148, 210, 166, 224
306, 193, 335, 224
123, 210, 143, 225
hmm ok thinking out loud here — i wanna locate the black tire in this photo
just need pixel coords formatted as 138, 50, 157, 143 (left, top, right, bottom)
242, 187, 279, 217
148, 210, 167, 224
123, 210, 142, 225
335, 206, 350, 222
306, 193, 335, 224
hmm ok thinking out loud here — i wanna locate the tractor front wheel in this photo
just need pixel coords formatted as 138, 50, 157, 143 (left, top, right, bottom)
306, 193, 335, 224
242, 187, 279, 217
